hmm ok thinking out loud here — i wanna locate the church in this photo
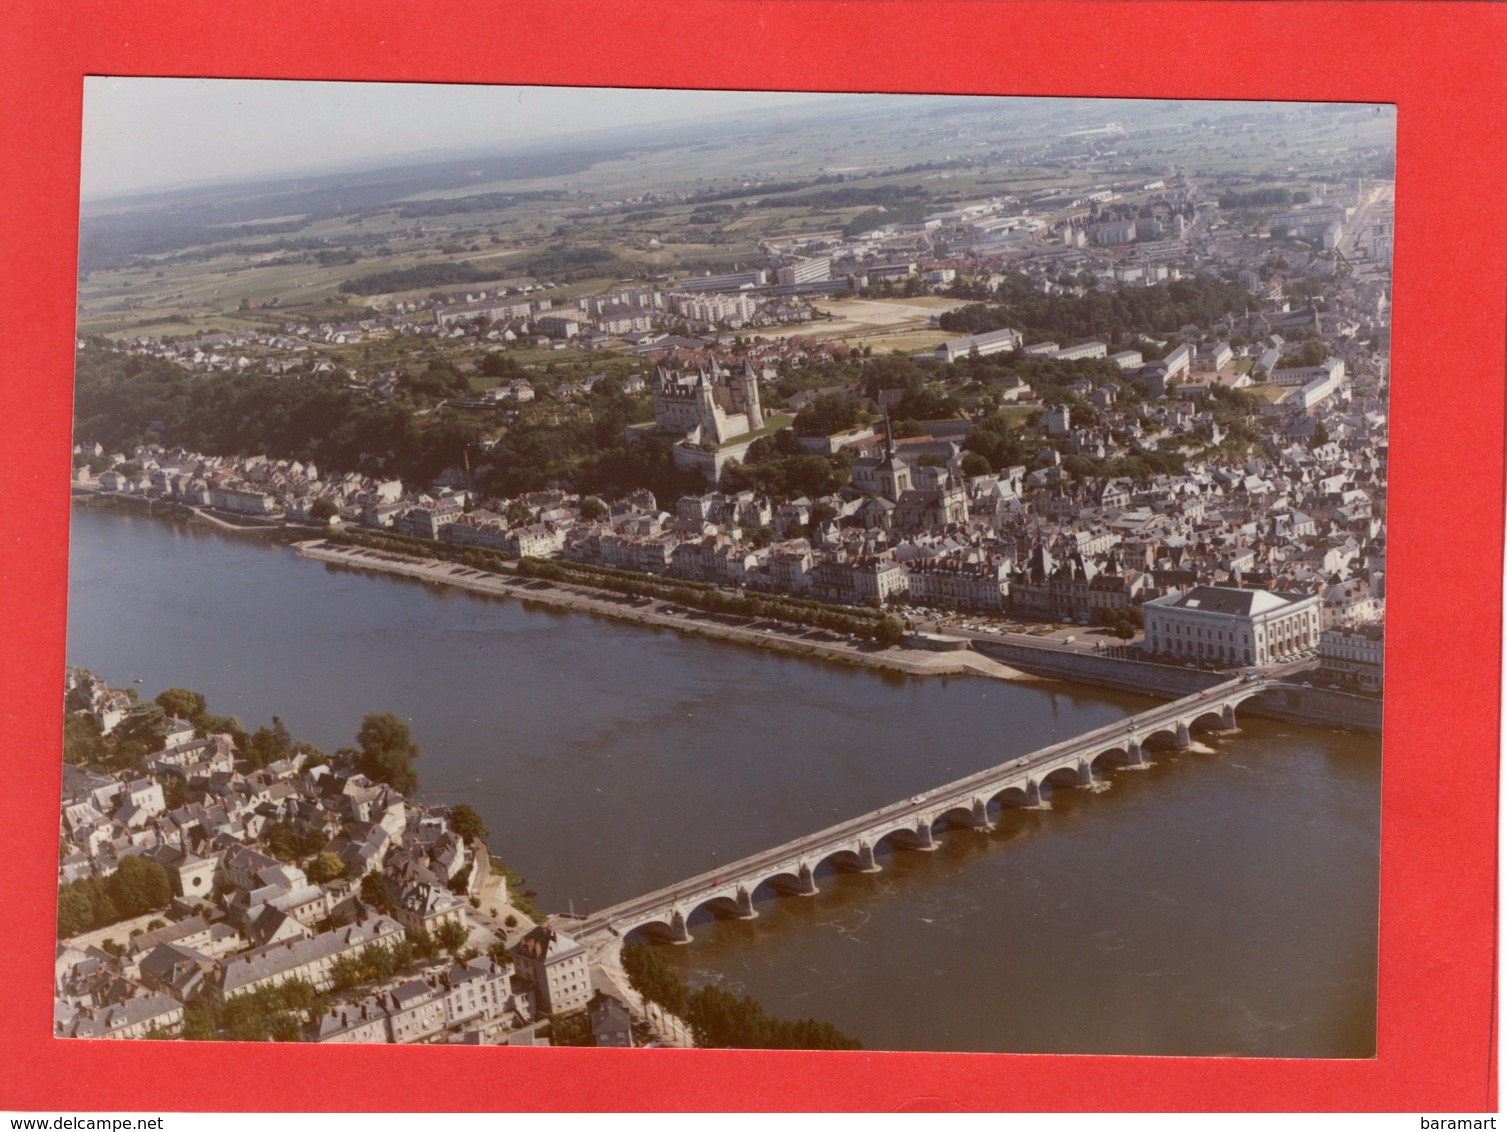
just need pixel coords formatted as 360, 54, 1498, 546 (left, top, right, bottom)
851, 413, 969, 533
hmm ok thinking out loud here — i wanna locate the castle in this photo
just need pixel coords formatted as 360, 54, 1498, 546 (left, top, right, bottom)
651, 361, 764, 447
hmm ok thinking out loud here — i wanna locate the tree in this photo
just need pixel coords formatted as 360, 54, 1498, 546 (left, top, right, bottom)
356, 712, 420, 796
960, 451, 991, 477
197, 713, 248, 748
295, 740, 328, 770
964, 412, 1027, 473
505, 499, 536, 529
792, 393, 860, 438
435, 919, 470, 955
1295, 338, 1329, 366
874, 616, 906, 648
161, 776, 187, 810
154, 688, 206, 721
310, 497, 338, 522
107, 855, 172, 918
579, 496, 610, 522
57, 886, 95, 938
621, 941, 689, 1016
359, 871, 389, 912
307, 851, 346, 884
448, 803, 489, 842
246, 725, 289, 769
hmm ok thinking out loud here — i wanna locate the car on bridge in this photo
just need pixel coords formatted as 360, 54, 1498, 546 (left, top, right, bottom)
910, 793, 927, 805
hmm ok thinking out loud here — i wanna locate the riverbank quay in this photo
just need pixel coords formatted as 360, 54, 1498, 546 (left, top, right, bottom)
294, 539, 1036, 683
73, 496, 1377, 735
292, 539, 1380, 734
969, 634, 1382, 735
70, 484, 319, 539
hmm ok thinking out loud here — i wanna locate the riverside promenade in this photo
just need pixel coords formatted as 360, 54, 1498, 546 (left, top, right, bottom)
293, 539, 1035, 683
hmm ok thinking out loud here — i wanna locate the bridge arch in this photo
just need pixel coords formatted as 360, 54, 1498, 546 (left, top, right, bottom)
748, 861, 820, 899
1138, 725, 1183, 750
619, 911, 685, 944
987, 782, 1040, 809
688, 890, 755, 923
872, 821, 937, 852
1040, 763, 1092, 789
1188, 708, 1231, 733
1090, 745, 1136, 770
818, 844, 880, 874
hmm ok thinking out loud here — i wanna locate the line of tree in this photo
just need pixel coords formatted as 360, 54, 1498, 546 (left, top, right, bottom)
395, 190, 561, 219
73, 346, 702, 501
758, 183, 927, 211
621, 940, 861, 1050
523, 244, 633, 283
180, 978, 324, 1042
515, 556, 905, 645
939, 274, 1252, 345
1216, 187, 1308, 210
338, 261, 510, 296
324, 527, 512, 573
722, 429, 854, 500
57, 856, 173, 938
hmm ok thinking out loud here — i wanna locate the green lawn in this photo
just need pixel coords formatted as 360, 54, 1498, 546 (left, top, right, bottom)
718, 412, 793, 449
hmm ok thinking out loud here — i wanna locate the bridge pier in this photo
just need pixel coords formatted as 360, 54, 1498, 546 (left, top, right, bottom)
734, 886, 758, 920
1173, 722, 1191, 749
855, 841, 882, 873
668, 909, 692, 944
1220, 705, 1237, 730
1001, 779, 1045, 807
966, 798, 994, 832
911, 821, 938, 851
1124, 740, 1148, 766
795, 862, 819, 895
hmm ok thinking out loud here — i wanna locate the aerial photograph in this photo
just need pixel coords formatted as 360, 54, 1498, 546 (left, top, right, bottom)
57, 81, 1392, 1055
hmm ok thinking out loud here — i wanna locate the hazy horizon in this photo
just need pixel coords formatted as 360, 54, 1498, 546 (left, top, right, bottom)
80, 79, 862, 201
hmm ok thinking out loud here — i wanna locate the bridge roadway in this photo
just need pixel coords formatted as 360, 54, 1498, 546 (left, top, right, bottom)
572, 677, 1274, 946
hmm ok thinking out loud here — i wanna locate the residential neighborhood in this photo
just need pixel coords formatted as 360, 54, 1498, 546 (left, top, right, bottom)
57, 667, 648, 1047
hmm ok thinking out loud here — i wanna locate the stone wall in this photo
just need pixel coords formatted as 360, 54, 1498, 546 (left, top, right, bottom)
969, 639, 1226, 697
968, 638, 1382, 734
1245, 683, 1383, 734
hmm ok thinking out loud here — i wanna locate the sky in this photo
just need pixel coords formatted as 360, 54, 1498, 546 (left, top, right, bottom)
80, 78, 847, 200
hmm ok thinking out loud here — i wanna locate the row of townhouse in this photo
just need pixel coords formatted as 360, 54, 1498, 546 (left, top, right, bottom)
210, 914, 408, 1000
309, 958, 528, 1044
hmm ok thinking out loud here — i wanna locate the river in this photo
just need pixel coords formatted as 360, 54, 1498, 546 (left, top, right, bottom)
64, 506, 1380, 1056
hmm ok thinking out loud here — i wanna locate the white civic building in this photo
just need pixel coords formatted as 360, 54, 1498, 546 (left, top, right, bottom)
1142, 585, 1321, 667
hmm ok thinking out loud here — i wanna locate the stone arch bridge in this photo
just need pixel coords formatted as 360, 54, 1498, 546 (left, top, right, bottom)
573, 677, 1272, 946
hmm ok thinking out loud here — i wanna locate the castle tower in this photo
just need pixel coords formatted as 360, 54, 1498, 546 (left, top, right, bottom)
696, 370, 721, 443
740, 360, 764, 432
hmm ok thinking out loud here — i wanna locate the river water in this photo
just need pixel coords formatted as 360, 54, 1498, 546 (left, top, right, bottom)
64, 507, 1380, 1056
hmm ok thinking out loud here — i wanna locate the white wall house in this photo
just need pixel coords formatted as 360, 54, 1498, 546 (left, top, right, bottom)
1143, 585, 1321, 667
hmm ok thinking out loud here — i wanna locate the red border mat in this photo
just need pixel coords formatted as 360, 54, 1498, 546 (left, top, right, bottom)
1, 0, 1501, 1112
